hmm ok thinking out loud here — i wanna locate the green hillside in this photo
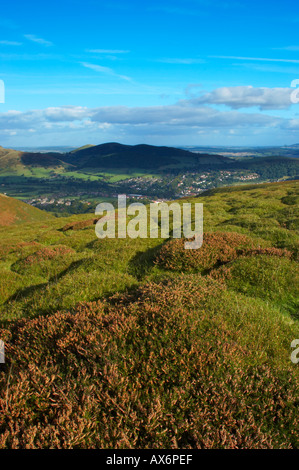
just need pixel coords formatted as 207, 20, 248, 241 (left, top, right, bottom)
0, 146, 69, 173
0, 193, 53, 226
0, 180, 298, 448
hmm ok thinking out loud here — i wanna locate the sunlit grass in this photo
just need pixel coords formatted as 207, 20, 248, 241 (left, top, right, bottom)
0, 180, 298, 448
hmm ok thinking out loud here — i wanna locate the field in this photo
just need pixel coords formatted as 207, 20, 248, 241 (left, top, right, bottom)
0, 180, 298, 448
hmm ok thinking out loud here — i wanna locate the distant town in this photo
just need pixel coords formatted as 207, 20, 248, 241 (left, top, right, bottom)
21, 169, 260, 213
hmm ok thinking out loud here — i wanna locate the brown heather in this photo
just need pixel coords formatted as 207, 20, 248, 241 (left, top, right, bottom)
0, 181, 298, 449
0, 275, 298, 449
155, 232, 296, 274
155, 232, 257, 272
20, 245, 75, 265
0, 241, 42, 260
62, 218, 99, 232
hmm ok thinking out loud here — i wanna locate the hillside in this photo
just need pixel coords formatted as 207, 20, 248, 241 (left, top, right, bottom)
0, 146, 23, 171
0, 193, 53, 226
0, 143, 229, 173
64, 142, 230, 169
0, 180, 298, 448
0, 146, 69, 173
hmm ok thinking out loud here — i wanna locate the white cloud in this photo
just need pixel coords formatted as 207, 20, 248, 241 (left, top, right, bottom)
0, 53, 61, 61
234, 63, 299, 75
81, 62, 131, 81
188, 86, 294, 110
24, 34, 53, 46
0, 40, 22, 46
86, 49, 130, 54
0, 102, 294, 147
0, 103, 282, 133
273, 46, 299, 51
2, 85, 298, 146
282, 119, 299, 130
211, 55, 299, 64
157, 58, 205, 64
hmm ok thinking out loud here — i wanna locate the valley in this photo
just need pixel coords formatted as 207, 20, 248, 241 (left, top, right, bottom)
0, 143, 298, 215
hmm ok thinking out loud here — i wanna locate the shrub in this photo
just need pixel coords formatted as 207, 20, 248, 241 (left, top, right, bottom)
0, 275, 298, 449
61, 219, 99, 231
155, 232, 256, 272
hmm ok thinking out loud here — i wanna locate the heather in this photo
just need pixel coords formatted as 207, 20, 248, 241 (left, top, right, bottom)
0, 180, 298, 448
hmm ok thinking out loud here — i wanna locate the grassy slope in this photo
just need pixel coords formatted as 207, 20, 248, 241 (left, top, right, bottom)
0, 180, 298, 448
0, 193, 53, 226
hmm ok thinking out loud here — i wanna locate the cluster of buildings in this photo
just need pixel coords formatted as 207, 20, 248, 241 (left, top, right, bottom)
26, 197, 72, 206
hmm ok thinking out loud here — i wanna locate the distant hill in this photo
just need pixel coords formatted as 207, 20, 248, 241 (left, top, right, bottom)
70, 144, 95, 153
0, 146, 71, 173
0, 143, 230, 172
1, 142, 297, 174
0, 193, 52, 226
21, 152, 71, 168
0, 146, 23, 170
64, 142, 230, 169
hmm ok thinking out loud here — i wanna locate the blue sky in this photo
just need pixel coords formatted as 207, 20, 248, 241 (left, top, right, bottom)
1, 0, 299, 147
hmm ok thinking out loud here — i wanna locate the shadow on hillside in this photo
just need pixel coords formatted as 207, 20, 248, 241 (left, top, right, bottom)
290, 309, 299, 322
4, 259, 88, 306
4, 281, 48, 305
128, 243, 164, 279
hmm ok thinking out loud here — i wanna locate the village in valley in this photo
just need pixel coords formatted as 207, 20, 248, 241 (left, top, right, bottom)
23, 169, 260, 213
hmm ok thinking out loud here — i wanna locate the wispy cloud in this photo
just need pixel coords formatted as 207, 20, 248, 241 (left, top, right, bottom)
148, 1, 242, 16
81, 62, 131, 81
24, 34, 53, 46
211, 55, 299, 64
157, 58, 205, 64
273, 45, 299, 51
0, 40, 22, 46
234, 62, 299, 75
148, 5, 202, 16
185, 83, 203, 97
0, 53, 62, 61
86, 49, 130, 54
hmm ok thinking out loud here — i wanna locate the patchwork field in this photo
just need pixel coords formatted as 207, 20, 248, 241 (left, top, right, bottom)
0, 180, 298, 448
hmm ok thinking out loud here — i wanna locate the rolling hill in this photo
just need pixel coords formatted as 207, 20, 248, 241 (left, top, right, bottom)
0, 193, 53, 226
0, 180, 298, 448
0, 142, 297, 176
0, 146, 71, 174
65, 142, 230, 169
0, 142, 231, 173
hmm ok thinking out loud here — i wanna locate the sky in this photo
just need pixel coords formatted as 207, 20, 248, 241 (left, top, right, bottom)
1, 0, 299, 147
